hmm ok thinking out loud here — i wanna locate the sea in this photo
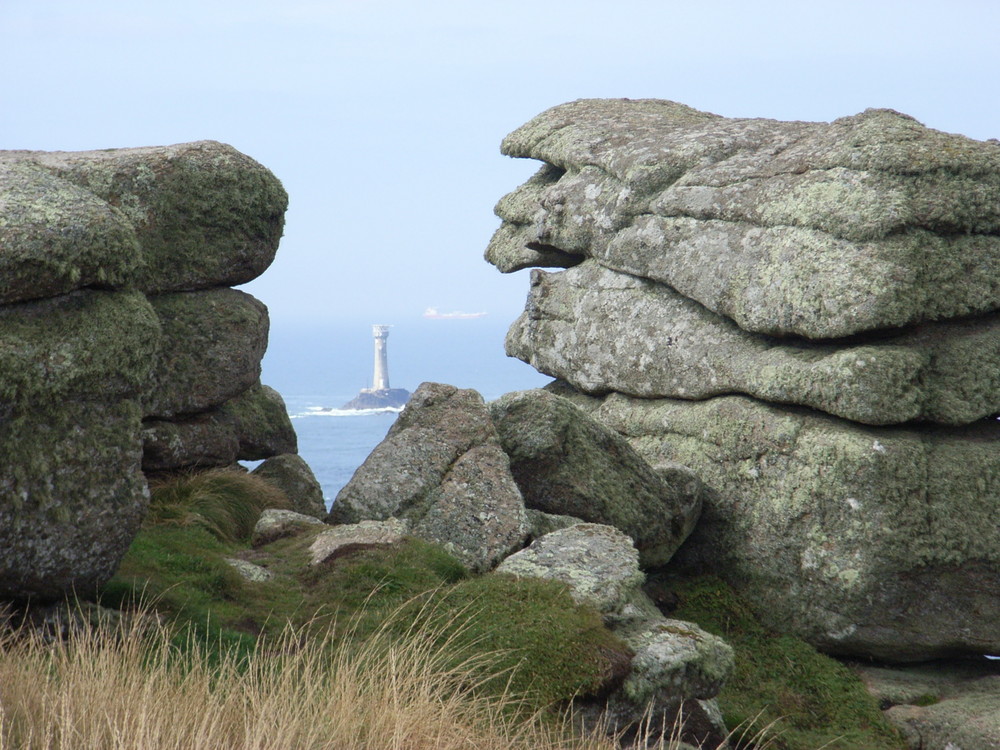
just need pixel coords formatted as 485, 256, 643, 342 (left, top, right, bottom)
255, 317, 551, 510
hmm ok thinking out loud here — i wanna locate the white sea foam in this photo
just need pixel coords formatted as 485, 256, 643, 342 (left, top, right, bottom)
291, 406, 404, 419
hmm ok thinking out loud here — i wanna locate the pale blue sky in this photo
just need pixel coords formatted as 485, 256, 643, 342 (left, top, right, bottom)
2, 0, 998, 332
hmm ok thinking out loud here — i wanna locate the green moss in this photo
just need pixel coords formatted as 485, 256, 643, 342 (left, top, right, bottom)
0, 290, 160, 403
0, 160, 141, 305
102, 516, 628, 715
664, 575, 905, 750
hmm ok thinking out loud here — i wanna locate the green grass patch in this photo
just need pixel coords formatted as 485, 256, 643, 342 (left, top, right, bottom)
146, 468, 290, 543
665, 575, 905, 750
102, 516, 629, 715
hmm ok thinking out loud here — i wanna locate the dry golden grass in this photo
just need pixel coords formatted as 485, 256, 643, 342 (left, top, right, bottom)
0, 603, 608, 750
0, 600, 775, 750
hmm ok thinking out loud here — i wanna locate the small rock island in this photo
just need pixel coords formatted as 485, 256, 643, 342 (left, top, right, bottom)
341, 324, 410, 410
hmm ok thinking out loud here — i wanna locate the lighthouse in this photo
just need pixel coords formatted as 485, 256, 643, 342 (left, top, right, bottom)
371, 324, 391, 390
340, 324, 411, 410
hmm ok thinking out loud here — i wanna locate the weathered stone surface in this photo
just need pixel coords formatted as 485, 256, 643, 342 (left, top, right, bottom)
0, 400, 148, 600
329, 382, 528, 571
497, 524, 646, 621
589, 390, 1000, 661
14, 140, 287, 294
224, 557, 273, 582
491, 99, 1000, 338
509, 261, 1000, 425
856, 659, 1000, 750
142, 412, 240, 472
623, 620, 734, 705
143, 288, 269, 418
0, 289, 160, 404
141, 383, 297, 473
525, 508, 582, 540
309, 518, 408, 566
498, 523, 734, 746
408, 442, 529, 572
490, 389, 701, 566
219, 383, 297, 459
251, 454, 325, 520
0, 159, 140, 305
251, 508, 324, 547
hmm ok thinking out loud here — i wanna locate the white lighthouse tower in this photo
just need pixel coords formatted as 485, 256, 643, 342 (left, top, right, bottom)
371, 324, 391, 390
340, 324, 411, 410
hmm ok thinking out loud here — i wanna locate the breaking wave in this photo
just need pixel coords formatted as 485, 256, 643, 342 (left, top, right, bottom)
291, 406, 404, 419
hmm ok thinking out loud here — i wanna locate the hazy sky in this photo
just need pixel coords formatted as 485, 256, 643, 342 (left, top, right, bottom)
3, 0, 998, 333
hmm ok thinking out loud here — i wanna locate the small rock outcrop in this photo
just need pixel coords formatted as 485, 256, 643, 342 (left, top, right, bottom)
491, 389, 701, 566
497, 524, 733, 747
309, 518, 409, 566
250, 454, 325, 519
487, 99, 1000, 664
0, 141, 298, 600
855, 658, 1000, 750
328, 382, 528, 572
251, 508, 325, 548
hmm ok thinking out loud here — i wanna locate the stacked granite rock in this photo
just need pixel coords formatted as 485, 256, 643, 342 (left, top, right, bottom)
327, 381, 730, 745
487, 99, 1000, 662
0, 141, 302, 600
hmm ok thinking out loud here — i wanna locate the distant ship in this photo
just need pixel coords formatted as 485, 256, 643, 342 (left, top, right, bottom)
423, 307, 487, 320
341, 324, 411, 410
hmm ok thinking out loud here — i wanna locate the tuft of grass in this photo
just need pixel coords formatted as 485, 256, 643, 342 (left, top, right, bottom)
665, 575, 906, 750
146, 468, 291, 543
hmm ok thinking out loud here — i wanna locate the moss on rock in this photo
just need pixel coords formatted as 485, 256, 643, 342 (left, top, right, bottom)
30, 141, 287, 293
0, 290, 160, 404
662, 574, 905, 750
0, 400, 148, 600
0, 159, 140, 304
143, 288, 269, 418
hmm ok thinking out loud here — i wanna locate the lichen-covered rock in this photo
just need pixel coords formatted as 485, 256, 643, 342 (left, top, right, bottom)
220, 384, 297, 459
18, 140, 287, 294
407, 441, 529, 572
490, 389, 701, 566
0, 159, 140, 305
329, 382, 528, 571
309, 518, 409, 566
490, 99, 1000, 338
497, 523, 734, 746
224, 557, 273, 582
141, 412, 241, 472
251, 453, 325, 519
525, 508, 582, 540
0, 289, 160, 403
0, 400, 148, 600
509, 261, 1000, 425
143, 288, 269, 418
623, 620, 734, 704
251, 508, 324, 547
590, 390, 1000, 661
496, 524, 646, 622
142, 383, 297, 472
856, 659, 1000, 750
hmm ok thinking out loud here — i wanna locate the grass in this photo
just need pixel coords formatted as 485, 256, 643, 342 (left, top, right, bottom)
49, 470, 880, 748
663, 575, 907, 750
98, 473, 634, 719
144, 468, 291, 543
0, 602, 627, 750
